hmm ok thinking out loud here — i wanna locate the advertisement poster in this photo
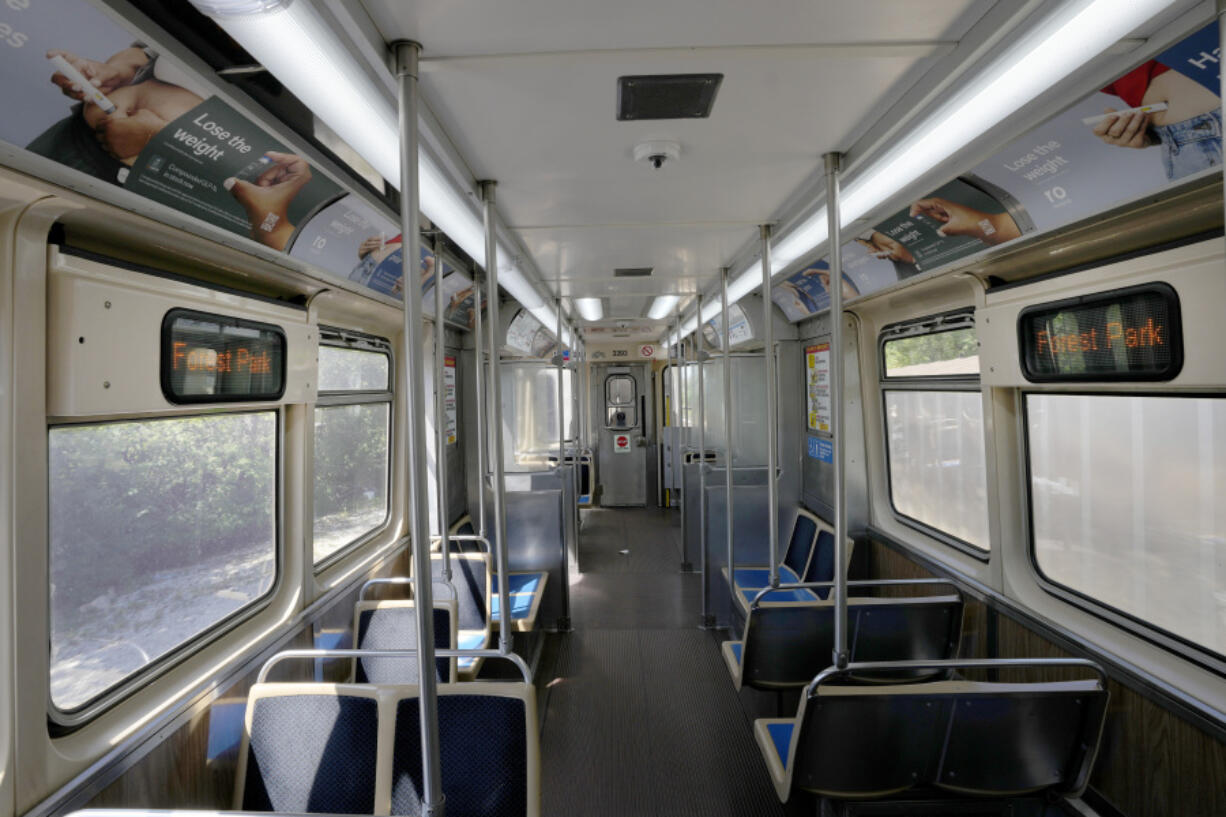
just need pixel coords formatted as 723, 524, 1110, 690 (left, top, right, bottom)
703, 302, 753, 347
773, 261, 862, 323
289, 192, 399, 284
773, 22, 1222, 323
443, 355, 457, 445
806, 342, 831, 433
505, 310, 540, 354
1, 0, 342, 250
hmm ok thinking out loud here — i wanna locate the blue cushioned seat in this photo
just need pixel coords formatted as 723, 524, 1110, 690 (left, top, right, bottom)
354, 602, 455, 684
392, 685, 537, 817
240, 692, 379, 814
766, 721, 794, 768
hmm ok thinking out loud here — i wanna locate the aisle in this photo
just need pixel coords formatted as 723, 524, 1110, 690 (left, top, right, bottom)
538, 507, 787, 817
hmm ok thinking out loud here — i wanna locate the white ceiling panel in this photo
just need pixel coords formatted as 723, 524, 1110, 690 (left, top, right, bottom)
359, 0, 987, 58
358, 0, 995, 321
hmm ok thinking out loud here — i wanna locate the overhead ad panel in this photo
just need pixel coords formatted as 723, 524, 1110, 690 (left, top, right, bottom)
772, 22, 1223, 322
0, 0, 479, 326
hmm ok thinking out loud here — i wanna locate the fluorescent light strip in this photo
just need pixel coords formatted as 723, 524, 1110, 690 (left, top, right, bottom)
574, 298, 604, 321
666, 0, 1176, 343
647, 295, 680, 320
194, 0, 556, 329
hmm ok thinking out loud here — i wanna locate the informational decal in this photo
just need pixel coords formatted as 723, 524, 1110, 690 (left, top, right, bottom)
808, 436, 834, 463
805, 342, 831, 432
771, 22, 1222, 322
443, 355, 457, 444
639, 344, 655, 357
613, 433, 631, 454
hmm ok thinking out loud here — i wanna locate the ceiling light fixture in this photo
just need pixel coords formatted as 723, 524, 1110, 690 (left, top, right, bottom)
647, 295, 681, 320
190, 0, 555, 328
665, 0, 1178, 344
574, 298, 604, 321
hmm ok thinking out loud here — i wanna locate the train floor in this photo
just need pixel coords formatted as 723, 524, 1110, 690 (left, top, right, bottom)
536, 506, 801, 817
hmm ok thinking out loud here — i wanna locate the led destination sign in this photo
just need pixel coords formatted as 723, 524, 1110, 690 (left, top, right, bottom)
161, 309, 286, 403
1018, 283, 1182, 382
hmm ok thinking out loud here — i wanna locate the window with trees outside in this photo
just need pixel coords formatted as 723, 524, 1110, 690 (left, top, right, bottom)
49, 412, 277, 713
313, 337, 392, 565
881, 319, 990, 551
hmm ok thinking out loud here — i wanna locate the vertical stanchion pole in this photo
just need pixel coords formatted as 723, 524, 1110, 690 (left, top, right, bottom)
760, 225, 779, 588
721, 268, 734, 622
676, 309, 688, 570
481, 181, 512, 652
825, 152, 849, 670
697, 293, 710, 626
393, 40, 444, 817
473, 271, 487, 539
556, 300, 571, 629
433, 233, 451, 578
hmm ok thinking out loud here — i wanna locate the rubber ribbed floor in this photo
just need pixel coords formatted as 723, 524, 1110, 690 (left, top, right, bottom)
540, 508, 786, 817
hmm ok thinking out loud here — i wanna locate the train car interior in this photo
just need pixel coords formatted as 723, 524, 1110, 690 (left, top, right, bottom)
0, 1, 1224, 816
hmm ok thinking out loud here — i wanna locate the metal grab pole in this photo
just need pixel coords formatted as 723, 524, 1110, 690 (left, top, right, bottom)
721, 268, 734, 622
825, 152, 849, 670
760, 224, 779, 588
473, 271, 487, 538
482, 181, 512, 652
697, 293, 709, 625
433, 232, 451, 579
555, 299, 571, 628
393, 41, 444, 817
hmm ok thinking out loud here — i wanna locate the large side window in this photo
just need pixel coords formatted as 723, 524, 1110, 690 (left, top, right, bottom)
1027, 393, 1225, 659
313, 331, 392, 565
880, 313, 990, 552
49, 412, 277, 714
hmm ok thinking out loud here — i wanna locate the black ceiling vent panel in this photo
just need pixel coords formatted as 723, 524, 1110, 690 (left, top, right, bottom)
614, 267, 654, 277
617, 74, 723, 120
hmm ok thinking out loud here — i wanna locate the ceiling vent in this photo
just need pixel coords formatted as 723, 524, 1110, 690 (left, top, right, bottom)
614, 267, 653, 277
617, 74, 723, 121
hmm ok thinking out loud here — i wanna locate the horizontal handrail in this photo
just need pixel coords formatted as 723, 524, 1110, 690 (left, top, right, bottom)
359, 576, 457, 602
258, 648, 532, 684
431, 533, 491, 551
805, 657, 1108, 698
749, 578, 961, 609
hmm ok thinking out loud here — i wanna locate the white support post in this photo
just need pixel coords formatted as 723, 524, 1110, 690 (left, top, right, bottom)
825, 152, 849, 670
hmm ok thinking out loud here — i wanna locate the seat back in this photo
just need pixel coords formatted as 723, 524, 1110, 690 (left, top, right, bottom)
353, 600, 457, 684
236, 685, 380, 813
391, 682, 539, 817
781, 510, 820, 579
802, 529, 835, 598
741, 594, 962, 689
428, 553, 488, 632
791, 678, 1108, 799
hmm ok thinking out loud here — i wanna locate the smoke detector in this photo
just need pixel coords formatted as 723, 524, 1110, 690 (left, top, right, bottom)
634, 139, 681, 170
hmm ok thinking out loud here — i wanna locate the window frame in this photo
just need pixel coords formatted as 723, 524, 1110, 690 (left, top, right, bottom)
878, 309, 990, 559
46, 409, 284, 728
1021, 389, 1226, 677
311, 327, 394, 572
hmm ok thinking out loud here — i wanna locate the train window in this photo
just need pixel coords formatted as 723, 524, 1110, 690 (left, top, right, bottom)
313, 341, 392, 565
880, 313, 989, 552
49, 413, 277, 714
882, 326, 978, 378
1027, 394, 1226, 658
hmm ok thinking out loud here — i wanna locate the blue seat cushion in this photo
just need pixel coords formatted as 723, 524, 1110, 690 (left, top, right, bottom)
491, 572, 544, 595
767, 721, 794, 769
738, 586, 819, 606
730, 642, 743, 664
733, 566, 801, 590
356, 607, 452, 684
456, 631, 485, 669
489, 593, 535, 619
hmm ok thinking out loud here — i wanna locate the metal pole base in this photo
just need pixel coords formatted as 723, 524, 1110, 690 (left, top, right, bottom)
554, 617, 573, 633
698, 614, 717, 629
